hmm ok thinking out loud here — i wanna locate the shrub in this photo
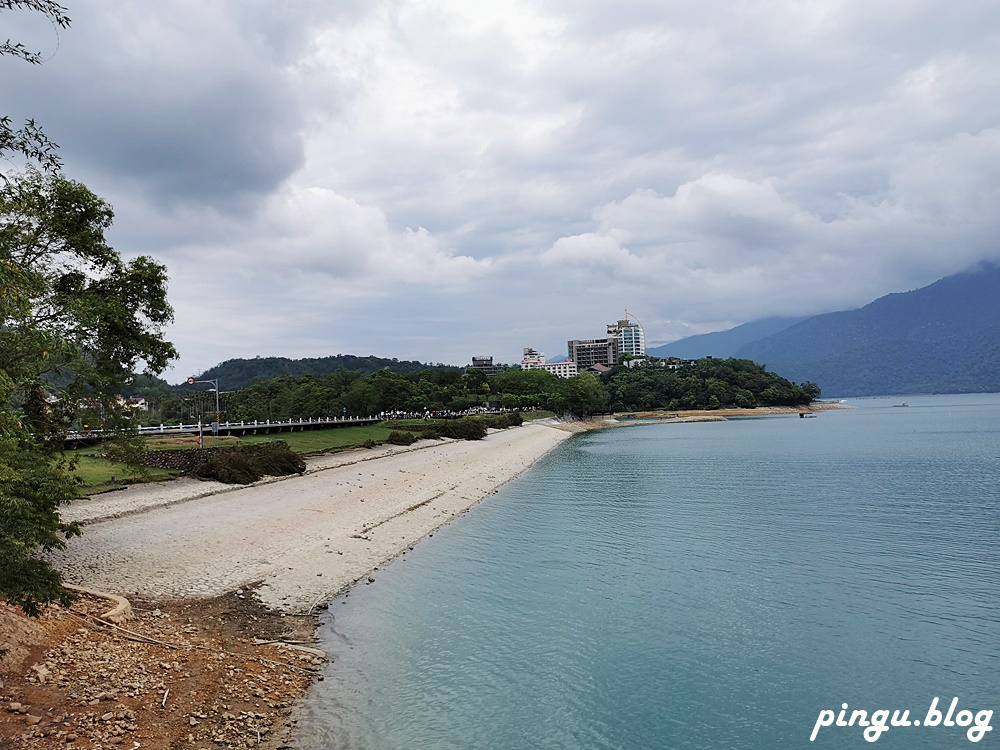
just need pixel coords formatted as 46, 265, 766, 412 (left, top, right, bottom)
439, 418, 488, 441
483, 412, 523, 429
191, 441, 305, 485
387, 430, 418, 446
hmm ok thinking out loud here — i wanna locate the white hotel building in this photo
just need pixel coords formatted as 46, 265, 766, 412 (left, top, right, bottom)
520, 348, 579, 379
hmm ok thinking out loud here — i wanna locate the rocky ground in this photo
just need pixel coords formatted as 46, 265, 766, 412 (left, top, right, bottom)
0, 589, 319, 750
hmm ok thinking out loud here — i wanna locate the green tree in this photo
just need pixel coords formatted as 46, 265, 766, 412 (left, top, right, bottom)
343, 379, 380, 416
1, 168, 176, 615
562, 373, 609, 417
604, 357, 816, 411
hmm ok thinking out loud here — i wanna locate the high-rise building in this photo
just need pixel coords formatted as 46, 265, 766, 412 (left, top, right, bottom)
607, 312, 645, 359
565, 311, 643, 368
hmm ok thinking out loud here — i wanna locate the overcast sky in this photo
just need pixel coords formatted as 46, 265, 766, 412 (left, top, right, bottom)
4, 0, 999, 379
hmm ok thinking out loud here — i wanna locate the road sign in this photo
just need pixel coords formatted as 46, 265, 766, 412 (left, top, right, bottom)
187, 377, 196, 385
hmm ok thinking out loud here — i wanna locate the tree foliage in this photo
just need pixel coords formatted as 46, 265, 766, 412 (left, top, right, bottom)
195, 354, 455, 392
1, 169, 176, 615
1, 1, 71, 64
0, 0, 178, 618
605, 358, 819, 411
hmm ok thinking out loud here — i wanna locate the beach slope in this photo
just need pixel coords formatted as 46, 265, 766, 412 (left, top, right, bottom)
50, 422, 571, 613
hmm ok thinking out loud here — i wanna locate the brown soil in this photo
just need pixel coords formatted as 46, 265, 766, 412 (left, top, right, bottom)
0, 589, 319, 750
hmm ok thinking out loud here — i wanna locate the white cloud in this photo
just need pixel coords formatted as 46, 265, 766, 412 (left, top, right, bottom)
540, 128, 1000, 323
172, 184, 493, 293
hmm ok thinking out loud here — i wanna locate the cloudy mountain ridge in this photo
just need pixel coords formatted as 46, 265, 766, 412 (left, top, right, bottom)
646, 317, 808, 359
733, 264, 1000, 396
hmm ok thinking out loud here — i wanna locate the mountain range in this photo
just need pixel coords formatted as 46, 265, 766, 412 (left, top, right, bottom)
654, 264, 1000, 397
646, 316, 808, 359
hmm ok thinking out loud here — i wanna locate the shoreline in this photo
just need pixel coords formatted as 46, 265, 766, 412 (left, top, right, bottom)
2, 406, 846, 748
3, 422, 573, 750
546, 402, 850, 433
51, 421, 574, 613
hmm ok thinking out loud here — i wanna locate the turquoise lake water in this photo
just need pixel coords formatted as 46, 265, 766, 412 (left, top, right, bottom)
297, 394, 1000, 749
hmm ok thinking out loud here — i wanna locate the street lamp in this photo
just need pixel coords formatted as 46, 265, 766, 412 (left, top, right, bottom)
186, 377, 220, 441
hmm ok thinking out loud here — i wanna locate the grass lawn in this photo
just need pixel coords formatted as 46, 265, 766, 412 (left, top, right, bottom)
67, 423, 427, 494
66, 453, 181, 496
144, 435, 242, 450
235, 424, 397, 455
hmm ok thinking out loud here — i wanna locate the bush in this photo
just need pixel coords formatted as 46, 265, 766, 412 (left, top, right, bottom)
191, 441, 305, 485
439, 418, 488, 440
387, 430, 418, 446
482, 412, 523, 429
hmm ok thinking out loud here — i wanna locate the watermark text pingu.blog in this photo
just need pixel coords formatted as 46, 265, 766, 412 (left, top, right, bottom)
810, 697, 993, 743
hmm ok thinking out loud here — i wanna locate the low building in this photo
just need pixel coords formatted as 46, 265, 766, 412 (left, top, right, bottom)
521, 347, 546, 368
567, 338, 619, 368
661, 357, 698, 370
540, 360, 579, 379
521, 348, 579, 378
470, 355, 498, 377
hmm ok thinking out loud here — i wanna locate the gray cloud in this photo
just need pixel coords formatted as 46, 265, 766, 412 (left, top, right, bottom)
2, 1, 310, 209
2, 0, 999, 376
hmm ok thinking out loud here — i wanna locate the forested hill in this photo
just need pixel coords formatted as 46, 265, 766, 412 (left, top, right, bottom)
192, 355, 458, 391
735, 264, 1000, 396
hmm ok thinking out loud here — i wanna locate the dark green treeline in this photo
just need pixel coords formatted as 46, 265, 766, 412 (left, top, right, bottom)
150, 358, 818, 423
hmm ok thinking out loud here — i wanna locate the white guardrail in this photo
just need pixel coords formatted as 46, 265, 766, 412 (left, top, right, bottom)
64, 415, 379, 440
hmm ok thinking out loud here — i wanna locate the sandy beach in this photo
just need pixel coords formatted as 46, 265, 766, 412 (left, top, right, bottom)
50, 421, 572, 613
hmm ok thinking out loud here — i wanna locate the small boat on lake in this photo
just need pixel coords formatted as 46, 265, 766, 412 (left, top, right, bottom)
892, 402, 910, 407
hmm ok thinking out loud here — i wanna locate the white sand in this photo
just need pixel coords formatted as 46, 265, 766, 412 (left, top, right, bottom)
50, 423, 571, 613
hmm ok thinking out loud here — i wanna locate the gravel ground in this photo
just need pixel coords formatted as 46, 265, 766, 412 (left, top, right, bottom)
50, 423, 571, 613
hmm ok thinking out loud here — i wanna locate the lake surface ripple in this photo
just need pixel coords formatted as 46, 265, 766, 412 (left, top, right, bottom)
297, 394, 1000, 749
